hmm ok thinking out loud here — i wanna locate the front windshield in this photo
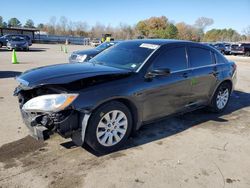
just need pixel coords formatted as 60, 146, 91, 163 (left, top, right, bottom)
89, 42, 159, 71
11, 37, 25, 41
95, 42, 115, 51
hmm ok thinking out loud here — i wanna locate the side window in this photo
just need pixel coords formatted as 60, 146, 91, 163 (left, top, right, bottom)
189, 47, 213, 67
153, 47, 187, 72
215, 52, 227, 64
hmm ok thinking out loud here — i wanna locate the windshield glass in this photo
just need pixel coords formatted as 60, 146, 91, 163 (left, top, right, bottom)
89, 41, 159, 71
11, 37, 25, 41
95, 42, 115, 51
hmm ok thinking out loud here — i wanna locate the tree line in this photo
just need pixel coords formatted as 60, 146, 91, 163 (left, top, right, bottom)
0, 16, 249, 42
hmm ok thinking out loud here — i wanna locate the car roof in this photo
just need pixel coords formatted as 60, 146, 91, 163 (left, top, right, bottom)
120, 39, 197, 46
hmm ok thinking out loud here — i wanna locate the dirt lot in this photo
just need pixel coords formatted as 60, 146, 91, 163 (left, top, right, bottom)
0, 44, 250, 188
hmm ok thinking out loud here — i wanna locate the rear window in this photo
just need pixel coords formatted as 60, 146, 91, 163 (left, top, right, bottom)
215, 53, 227, 64
189, 47, 213, 67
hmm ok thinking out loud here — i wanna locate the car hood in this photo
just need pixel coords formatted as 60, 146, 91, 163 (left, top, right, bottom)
16, 63, 131, 88
73, 49, 100, 56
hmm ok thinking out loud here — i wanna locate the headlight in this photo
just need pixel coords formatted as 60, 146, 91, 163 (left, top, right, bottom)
76, 54, 87, 62
22, 94, 78, 113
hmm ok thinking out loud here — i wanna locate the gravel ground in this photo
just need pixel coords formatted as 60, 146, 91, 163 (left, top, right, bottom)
0, 44, 250, 188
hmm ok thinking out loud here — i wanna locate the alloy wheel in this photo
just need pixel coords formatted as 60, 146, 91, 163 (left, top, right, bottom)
96, 110, 128, 147
216, 88, 229, 109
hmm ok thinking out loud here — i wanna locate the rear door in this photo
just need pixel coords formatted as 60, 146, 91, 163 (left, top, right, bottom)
187, 45, 217, 106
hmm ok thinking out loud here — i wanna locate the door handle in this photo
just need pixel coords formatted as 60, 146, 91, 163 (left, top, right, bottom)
182, 72, 189, 78
213, 67, 219, 76
209, 67, 219, 76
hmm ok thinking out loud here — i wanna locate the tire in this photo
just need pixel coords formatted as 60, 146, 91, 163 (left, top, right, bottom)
0, 43, 2, 48
85, 101, 132, 154
209, 82, 231, 113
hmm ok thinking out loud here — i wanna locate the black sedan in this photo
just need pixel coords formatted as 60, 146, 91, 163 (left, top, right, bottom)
68, 41, 119, 63
14, 40, 237, 153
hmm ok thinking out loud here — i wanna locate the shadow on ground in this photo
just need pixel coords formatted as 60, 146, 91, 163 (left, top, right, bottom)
59, 90, 250, 156
0, 71, 22, 79
27, 48, 48, 52
0, 48, 48, 52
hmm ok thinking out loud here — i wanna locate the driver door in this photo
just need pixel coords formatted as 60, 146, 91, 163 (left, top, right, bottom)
142, 45, 193, 122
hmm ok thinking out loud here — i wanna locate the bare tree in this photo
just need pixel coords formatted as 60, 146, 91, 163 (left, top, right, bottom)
59, 16, 68, 35
90, 22, 106, 38
194, 17, 214, 31
74, 21, 89, 36
243, 26, 250, 40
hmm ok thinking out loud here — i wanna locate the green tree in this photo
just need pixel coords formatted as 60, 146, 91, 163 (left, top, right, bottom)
165, 24, 178, 39
136, 21, 149, 36
2, 22, 7, 28
136, 16, 169, 38
203, 28, 241, 42
8, 17, 22, 27
0, 16, 6, 28
37, 23, 45, 30
24, 19, 35, 28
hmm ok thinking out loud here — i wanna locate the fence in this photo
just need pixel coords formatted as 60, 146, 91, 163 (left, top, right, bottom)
34, 34, 90, 45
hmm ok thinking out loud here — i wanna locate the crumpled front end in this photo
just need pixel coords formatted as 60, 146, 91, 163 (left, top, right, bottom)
15, 85, 80, 141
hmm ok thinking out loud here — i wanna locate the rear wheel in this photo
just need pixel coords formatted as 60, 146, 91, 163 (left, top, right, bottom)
85, 101, 132, 154
210, 82, 231, 113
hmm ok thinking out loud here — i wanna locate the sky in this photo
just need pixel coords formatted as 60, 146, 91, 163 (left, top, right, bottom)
0, 0, 249, 33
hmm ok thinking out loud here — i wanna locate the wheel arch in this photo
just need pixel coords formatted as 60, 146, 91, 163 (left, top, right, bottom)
210, 79, 233, 102
89, 97, 141, 132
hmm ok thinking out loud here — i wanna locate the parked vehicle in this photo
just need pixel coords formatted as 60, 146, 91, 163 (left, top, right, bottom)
0, 34, 32, 48
231, 43, 250, 56
14, 40, 237, 153
69, 41, 119, 63
7, 36, 29, 51
90, 38, 101, 47
212, 43, 231, 55
224, 43, 232, 55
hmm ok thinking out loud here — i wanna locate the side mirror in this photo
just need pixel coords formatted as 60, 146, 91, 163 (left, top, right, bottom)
145, 68, 171, 78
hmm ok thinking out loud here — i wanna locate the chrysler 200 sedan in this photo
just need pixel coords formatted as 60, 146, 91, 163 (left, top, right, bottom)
14, 40, 237, 153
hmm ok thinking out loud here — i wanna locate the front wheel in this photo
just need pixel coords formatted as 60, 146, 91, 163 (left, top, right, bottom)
85, 101, 132, 154
210, 82, 231, 113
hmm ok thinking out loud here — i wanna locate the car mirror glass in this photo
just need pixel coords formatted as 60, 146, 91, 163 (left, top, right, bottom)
145, 68, 171, 78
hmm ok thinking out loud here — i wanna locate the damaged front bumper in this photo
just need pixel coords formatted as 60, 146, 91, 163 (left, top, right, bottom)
20, 109, 79, 141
